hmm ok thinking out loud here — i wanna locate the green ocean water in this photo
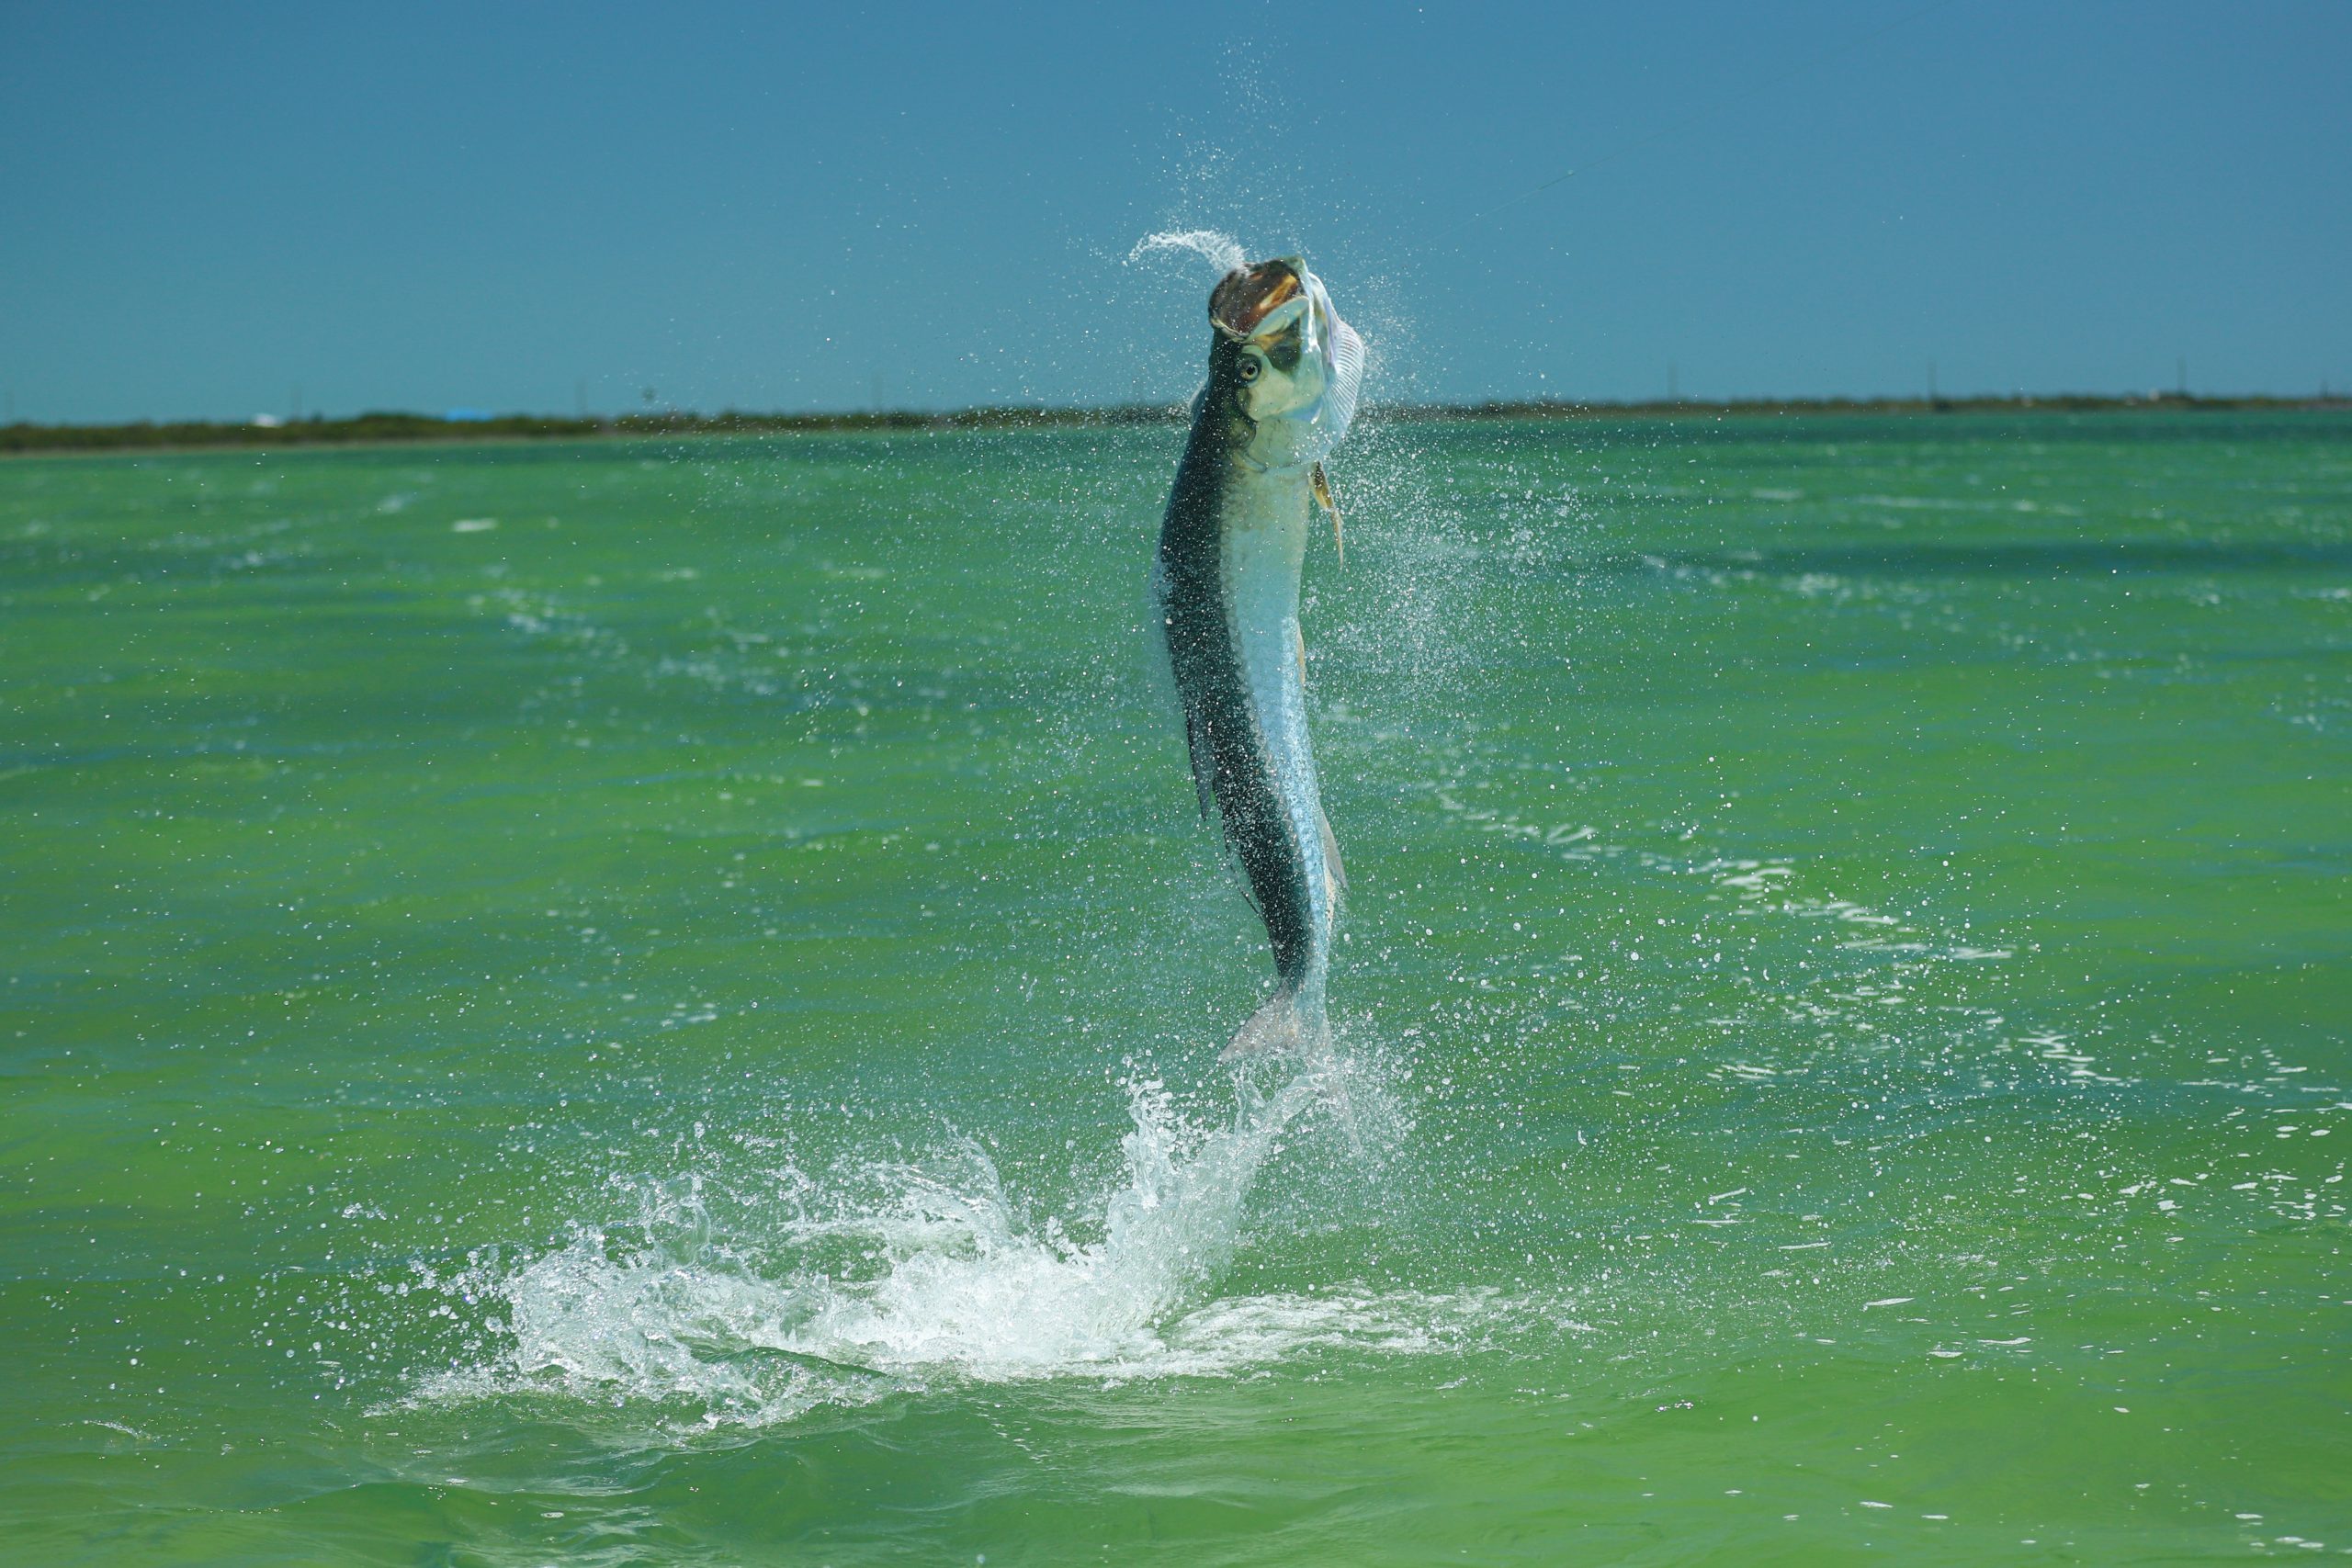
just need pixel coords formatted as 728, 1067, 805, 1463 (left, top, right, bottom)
2, 412, 2346, 1564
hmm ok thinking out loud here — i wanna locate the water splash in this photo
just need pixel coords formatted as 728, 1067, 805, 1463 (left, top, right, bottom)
404, 1066, 1446, 1427
788, 1072, 1312, 1373
1128, 229, 1248, 275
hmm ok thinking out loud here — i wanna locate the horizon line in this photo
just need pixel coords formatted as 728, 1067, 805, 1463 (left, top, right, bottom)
6, 389, 2349, 457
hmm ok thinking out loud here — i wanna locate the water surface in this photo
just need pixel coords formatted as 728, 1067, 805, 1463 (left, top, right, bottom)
3, 412, 2347, 1562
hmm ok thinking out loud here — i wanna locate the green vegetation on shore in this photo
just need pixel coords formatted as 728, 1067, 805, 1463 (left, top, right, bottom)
5, 391, 2345, 456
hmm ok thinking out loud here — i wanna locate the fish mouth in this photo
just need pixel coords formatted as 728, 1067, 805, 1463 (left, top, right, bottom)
1210, 257, 1306, 341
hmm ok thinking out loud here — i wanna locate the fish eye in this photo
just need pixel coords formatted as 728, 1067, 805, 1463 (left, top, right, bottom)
1238, 357, 1261, 381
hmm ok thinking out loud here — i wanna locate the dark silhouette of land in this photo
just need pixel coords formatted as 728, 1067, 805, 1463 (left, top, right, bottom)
5, 392, 2346, 457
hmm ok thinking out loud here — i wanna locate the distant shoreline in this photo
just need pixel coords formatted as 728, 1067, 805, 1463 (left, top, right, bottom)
6, 392, 2346, 457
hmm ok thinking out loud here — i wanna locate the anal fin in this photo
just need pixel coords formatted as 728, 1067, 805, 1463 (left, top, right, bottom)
1319, 804, 1347, 904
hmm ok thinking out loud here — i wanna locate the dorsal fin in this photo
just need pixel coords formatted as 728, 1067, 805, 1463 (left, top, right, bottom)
1182, 708, 1218, 826
1183, 708, 1261, 917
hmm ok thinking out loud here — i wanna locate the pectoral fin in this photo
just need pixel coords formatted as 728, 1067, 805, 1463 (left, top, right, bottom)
1312, 461, 1343, 565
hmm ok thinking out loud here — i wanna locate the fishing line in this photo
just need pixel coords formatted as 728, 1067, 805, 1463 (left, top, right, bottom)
1442, 0, 1965, 241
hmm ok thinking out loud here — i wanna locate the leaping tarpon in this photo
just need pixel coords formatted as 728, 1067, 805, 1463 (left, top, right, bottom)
1155, 255, 1365, 1058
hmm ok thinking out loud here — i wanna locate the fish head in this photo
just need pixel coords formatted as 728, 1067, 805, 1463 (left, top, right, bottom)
1208, 255, 1364, 467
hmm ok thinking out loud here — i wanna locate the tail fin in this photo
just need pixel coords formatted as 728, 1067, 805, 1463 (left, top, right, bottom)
1223, 986, 1330, 1062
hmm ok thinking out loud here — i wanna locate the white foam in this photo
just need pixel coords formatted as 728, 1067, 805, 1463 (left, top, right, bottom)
406, 1066, 1468, 1428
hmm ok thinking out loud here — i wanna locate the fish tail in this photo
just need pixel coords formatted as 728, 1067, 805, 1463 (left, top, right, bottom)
1222, 984, 1329, 1061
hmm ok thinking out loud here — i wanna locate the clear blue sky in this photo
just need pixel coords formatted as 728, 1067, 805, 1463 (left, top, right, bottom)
4, 1, 2346, 422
